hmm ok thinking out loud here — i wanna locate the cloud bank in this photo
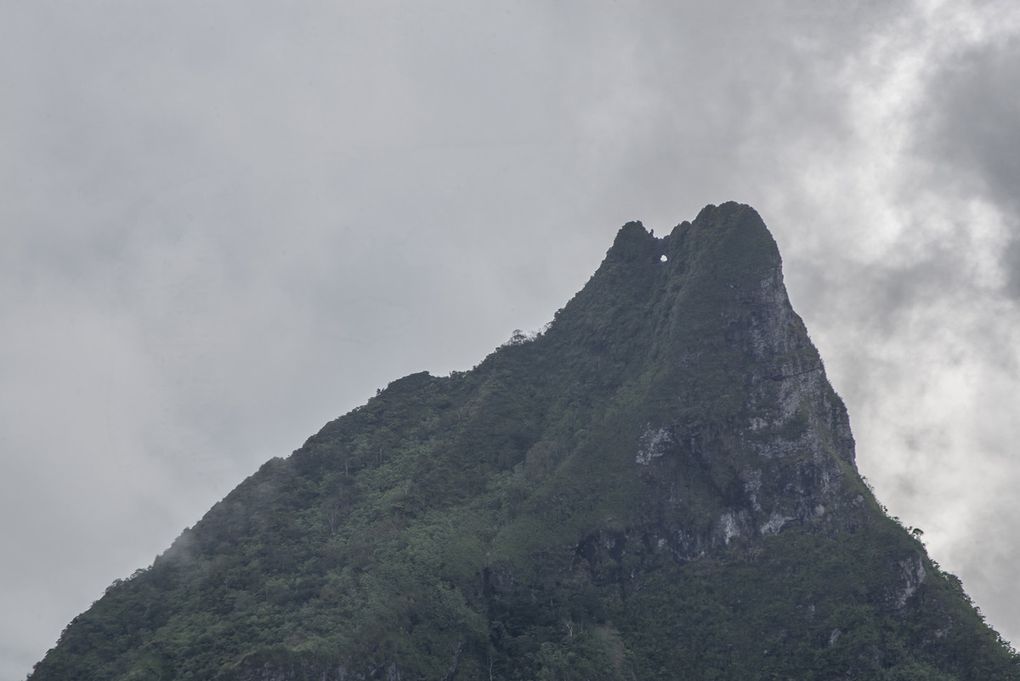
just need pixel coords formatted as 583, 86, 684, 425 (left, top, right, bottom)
2, 1, 1019, 675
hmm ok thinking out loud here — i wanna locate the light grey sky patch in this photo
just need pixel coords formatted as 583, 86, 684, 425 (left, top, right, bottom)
3, 1, 1020, 677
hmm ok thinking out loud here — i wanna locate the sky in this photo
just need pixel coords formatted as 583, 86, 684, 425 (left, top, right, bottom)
2, 0, 1019, 677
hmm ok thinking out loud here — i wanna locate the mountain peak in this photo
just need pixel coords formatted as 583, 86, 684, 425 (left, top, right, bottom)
602, 203, 780, 284
693, 199, 761, 223
605, 220, 657, 263
29, 205, 1018, 681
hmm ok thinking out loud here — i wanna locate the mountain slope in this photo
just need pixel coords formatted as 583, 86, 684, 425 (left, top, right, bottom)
30, 203, 1018, 680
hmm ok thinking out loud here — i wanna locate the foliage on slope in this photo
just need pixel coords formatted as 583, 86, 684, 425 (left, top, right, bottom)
30, 204, 1018, 681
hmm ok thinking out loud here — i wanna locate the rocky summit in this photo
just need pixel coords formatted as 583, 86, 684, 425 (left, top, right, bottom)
30, 203, 1018, 680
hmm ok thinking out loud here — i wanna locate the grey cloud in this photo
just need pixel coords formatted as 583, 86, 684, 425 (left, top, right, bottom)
920, 35, 1020, 208
917, 33, 1020, 295
3, 2, 1020, 677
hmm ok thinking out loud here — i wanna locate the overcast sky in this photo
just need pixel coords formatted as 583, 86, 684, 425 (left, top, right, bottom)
3, 1, 1020, 677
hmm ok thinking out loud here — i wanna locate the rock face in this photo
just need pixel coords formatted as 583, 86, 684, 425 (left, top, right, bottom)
30, 204, 1018, 680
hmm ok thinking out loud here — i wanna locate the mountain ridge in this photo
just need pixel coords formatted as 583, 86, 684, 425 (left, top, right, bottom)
29, 203, 1018, 680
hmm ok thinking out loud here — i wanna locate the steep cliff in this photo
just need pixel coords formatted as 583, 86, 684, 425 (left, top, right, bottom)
30, 203, 1018, 680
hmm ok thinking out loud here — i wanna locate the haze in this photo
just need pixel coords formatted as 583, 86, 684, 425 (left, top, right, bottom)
3, 2, 1020, 677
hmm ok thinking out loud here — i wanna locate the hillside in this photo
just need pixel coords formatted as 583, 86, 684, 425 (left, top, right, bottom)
29, 203, 1019, 680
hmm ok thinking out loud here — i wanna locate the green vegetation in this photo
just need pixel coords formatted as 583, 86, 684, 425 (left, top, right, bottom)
30, 204, 1018, 680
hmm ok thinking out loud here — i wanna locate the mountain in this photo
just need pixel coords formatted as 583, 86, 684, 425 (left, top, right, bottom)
30, 203, 1018, 680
